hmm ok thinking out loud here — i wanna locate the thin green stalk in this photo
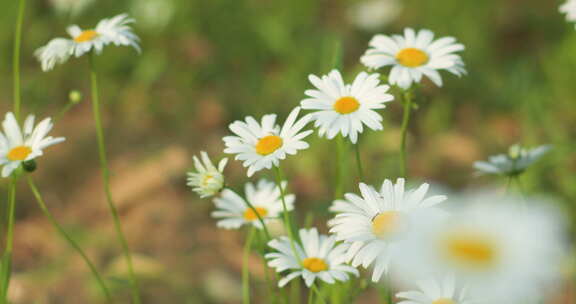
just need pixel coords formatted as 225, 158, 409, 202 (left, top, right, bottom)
27, 176, 113, 302
310, 283, 327, 304
13, 0, 26, 121
505, 175, 514, 194
243, 200, 271, 240
272, 166, 301, 263
242, 227, 256, 304
0, 178, 17, 303
399, 90, 413, 178
307, 285, 314, 304
89, 54, 141, 303
354, 142, 364, 182
335, 135, 346, 199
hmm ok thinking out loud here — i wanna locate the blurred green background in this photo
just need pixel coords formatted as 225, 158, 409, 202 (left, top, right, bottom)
0, 0, 574, 302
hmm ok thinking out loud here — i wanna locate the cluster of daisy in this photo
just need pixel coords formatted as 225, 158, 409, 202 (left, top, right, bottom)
187, 25, 566, 303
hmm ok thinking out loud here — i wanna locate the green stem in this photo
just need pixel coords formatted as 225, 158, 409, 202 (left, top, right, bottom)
399, 91, 413, 178
13, 0, 26, 121
354, 141, 364, 182
310, 283, 327, 304
27, 176, 113, 302
272, 166, 301, 263
89, 54, 141, 303
242, 227, 256, 304
307, 285, 314, 304
0, 178, 17, 303
243, 200, 271, 241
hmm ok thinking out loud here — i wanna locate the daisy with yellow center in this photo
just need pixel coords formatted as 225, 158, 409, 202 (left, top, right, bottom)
473, 144, 551, 177
0, 112, 65, 177
396, 275, 477, 304
395, 197, 566, 303
360, 28, 466, 89
300, 70, 393, 143
560, 0, 576, 24
223, 107, 312, 177
265, 228, 359, 287
35, 13, 140, 71
186, 151, 228, 198
329, 178, 448, 282
211, 179, 295, 230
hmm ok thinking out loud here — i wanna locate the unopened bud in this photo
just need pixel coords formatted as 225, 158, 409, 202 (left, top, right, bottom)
69, 90, 83, 104
23, 160, 37, 173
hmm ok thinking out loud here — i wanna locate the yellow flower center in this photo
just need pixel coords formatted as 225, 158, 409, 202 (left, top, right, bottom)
396, 48, 429, 67
302, 257, 328, 273
202, 175, 214, 186
74, 30, 99, 43
243, 207, 268, 221
255, 135, 283, 155
333, 96, 360, 114
372, 211, 400, 239
433, 298, 456, 304
7, 146, 32, 161
442, 231, 497, 270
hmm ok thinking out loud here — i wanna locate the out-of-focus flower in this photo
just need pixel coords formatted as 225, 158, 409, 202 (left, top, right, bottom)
300, 70, 394, 144
347, 0, 402, 31
130, 0, 175, 32
473, 144, 551, 177
329, 178, 448, 282
360, 28, 466, 89
265, 228, 359, 287
0, 112, 65, 177
49, 0, 95, 17
211, 179, 294, 230
35, 14, 141, 71
223, 107, 312, 177
396, 275, 477, 304
186, 151, 227, 198
395, 196, 566, 303
560, 0, 576, 23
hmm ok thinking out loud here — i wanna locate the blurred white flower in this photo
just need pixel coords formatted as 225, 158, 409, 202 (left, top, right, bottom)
186, 151, 227, 198
35, 14, 141, 71
473, 144, 551, 176
49, 0, 95, 17
396, 275, 477, 304
347, 0, 402, 31
265, 228, 359, 287
300, 70, 394, 144
131, 0, 175, 32
395, 196, 566, 303
211, 179, 294, 230
0, 112, 65, 177
360, 28, 466, 89
560, 0, 576, 23
329, 178, 448, 282
223, 107, 312, 177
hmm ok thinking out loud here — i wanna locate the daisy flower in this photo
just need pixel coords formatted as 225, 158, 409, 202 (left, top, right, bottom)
211, 179, 295, 230
35, 13, 140, 71
329, 178, 448, 282
186, 151, 228, 198
473, 144, 551, 177
396, 275, 478, 304
395, 197, 566, 303
0, 112, 65, 177
223, 107, 312, 177
300, 70, 394, 143
360, 28, 466, 89
265, 228, 359, 287
560, 0, 576, 23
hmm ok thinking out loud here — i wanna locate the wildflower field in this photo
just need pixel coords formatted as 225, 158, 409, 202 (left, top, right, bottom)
0, 0, 575, 303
